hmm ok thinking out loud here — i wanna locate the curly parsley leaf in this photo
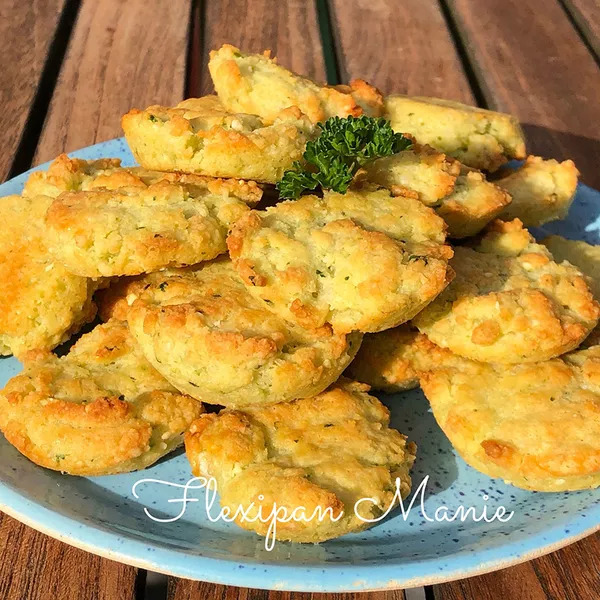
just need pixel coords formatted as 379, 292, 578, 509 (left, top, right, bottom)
276, 116, 412, 199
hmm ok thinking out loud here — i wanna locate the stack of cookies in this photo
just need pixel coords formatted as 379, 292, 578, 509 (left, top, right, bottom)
0, 44, 596, 545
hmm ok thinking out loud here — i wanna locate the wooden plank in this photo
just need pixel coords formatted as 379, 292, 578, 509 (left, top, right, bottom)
3, 2, 193, 598
329, 0, 475, 102
448, 0, 600, 188
0, 512, 138, 600
433, 532, 600, 599
563, 0, 600, 58
168, 579, 406, 600
33, 0, 191, 165
0, 0, 66, 180
196, 0, 327, 96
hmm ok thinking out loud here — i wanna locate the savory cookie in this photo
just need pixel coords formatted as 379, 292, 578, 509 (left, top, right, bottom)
227, 186, 454, 334
435, 167, 511, 238
185, 379, 416, 543
110, 260, 362, 408
364, 144, 460, 206
208, 44, 383, 123
122, 95, 315, 183
43, 171, 255, 277
0, 194, 98, 358
495, 156, 579, 226
23, 153, 263, 203
420, 341, 600, 491
23, 154, 122, 197
542, 235, 600, 298
346, 325, 448, 392
384, 95, 526, 172
365, 150, 510, 238
413, 219, 599, 363
0, 320, 203, 476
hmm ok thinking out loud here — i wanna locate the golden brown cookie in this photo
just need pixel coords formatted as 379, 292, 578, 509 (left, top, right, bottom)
0, 320, 203, 475
23, 153, 263, 203
435, 167, 511, 238
421, 341, 600, 491
122, 95, 315, 183
345, 325, 447, 392
384, 95, 526, 172
185, 379, 416, 543
364, 144, 460, 206
111, 260, 362, 408
496, 156, 579, 226
365, 150, 510, 238
413, 219, 599, 363
43, 171, 254, 277
228, 186, 454, 334
0, 194, 98, 358
208, 44, 383, 123
542, 235, 600, 299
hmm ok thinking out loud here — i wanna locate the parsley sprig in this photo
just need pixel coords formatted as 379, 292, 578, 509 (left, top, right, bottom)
276, 116, 412, 199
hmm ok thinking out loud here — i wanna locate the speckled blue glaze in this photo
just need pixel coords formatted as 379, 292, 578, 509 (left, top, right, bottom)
0, 140, 598, 592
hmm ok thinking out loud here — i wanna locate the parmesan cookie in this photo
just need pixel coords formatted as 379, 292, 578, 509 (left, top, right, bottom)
23, 155, 122, 197
496, 156, 579, 226
421, 342, 600, 491
435, 167, 511, 238
0, 320, 203, 476
384, 95, 526, 172
346, 325, 447, 392
116, 260, 362, 408
208, 44, 383, 123
0, 194, 98, 358
228, 186, 454, 334
23, 153, 263, 203
364, 144, 460, 206
543, 235, 600, 298
413, 219, 599, 363
122, 95, 315, 183
185, 379, 416, 543
365, 149, 510, 238
43, 171, 255, 277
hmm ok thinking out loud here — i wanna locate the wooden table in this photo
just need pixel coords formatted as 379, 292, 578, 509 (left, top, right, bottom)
0, 1, 599, 598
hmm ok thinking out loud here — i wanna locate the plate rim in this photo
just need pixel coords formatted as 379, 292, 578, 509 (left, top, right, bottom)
1, 139, 599, 592
1, 488, 598, 592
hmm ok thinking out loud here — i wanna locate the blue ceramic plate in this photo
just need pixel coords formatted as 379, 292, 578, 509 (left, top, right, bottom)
0, 140, 598, 592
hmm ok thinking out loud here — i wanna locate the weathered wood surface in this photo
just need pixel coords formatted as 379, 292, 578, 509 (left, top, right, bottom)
329, 0, 475, 102
195, 0, 327, 95
433, 532, 600, 600
0, 512, 138, 600
448, 0, 600, 188
168, 580, 407, 600
0, 0, 66, 179
563, 0, 600, 58
33, 0, 190, 165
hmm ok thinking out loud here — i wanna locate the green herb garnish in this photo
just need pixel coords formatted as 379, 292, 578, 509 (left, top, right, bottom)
276, 116, 412, 199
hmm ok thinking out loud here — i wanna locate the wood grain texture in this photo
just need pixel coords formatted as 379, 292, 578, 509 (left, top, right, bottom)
33, 0, 190, 165
168, 579, 406, 600
433, 532, 600, 600
563, 0, 600, 58
0, 512, 138, 600
449, 0, 600, 188
0, 0, 65, 180
196, 0, 327, 95
329, 0, 475, 102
